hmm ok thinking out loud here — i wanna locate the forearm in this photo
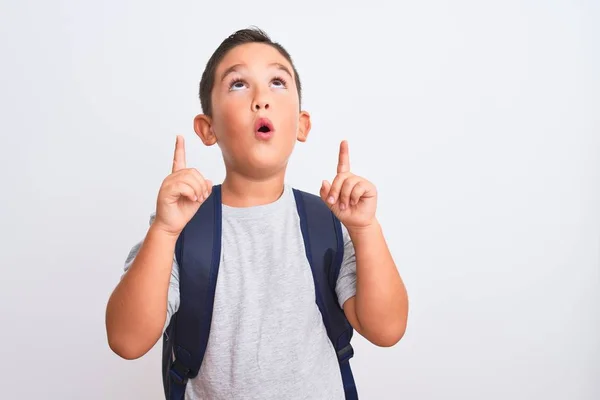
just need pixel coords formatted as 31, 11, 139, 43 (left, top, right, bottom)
105, 224, 177, 359
349, 220, 408, 345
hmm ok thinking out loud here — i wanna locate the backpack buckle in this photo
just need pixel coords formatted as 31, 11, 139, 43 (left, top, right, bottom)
337, 344, 354, 364
169, 359, 191, 385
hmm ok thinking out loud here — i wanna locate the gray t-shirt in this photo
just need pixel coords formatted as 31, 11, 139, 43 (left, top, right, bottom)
123, 184, 357, 399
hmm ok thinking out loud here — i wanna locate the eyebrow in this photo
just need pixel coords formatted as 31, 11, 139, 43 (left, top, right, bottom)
220, 62, 294, 83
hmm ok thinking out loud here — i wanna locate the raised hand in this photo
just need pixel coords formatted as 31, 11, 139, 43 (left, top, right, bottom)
154, 135, 212, 236
320, 140, 378, 231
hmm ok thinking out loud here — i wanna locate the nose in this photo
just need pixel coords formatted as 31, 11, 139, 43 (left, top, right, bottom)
252, 100, 270, 111
251, 89, 270, 112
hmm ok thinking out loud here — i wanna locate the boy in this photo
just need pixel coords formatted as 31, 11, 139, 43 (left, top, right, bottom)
106, 27, 408, 399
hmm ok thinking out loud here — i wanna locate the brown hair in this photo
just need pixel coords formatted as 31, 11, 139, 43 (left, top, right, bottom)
198, 27, 302, 117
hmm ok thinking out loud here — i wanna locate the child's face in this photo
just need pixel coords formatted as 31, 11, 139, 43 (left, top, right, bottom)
197, 42, 310, 176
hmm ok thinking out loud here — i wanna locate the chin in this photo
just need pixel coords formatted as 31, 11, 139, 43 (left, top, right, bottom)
239, 153, 286, 177
247, 143, 292, 167
246, 159, 287, 177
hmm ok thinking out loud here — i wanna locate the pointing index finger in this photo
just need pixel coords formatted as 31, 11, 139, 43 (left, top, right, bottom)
337, 140, 350, 174
172, 135, 186, 173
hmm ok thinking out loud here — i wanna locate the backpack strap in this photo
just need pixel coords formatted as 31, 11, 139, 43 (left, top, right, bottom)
162, 185, 223, 400
293, 189, 358, 400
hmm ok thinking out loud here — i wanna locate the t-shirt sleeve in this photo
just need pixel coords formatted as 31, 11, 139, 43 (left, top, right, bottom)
122, 213, 181, 333
335, 224, 357, 309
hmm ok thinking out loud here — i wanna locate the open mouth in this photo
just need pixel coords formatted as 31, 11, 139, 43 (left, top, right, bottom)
255, 118, 275, 137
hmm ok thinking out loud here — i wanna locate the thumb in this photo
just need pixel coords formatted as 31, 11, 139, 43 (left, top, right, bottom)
320, 180, 332, 206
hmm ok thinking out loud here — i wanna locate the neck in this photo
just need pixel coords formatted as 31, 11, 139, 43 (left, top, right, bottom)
221, 167, 286, 208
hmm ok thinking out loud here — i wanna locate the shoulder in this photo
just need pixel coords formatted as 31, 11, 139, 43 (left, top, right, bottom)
288, 186, 331, 213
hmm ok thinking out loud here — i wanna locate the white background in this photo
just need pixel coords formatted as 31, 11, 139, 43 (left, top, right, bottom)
1, 0, 598, 399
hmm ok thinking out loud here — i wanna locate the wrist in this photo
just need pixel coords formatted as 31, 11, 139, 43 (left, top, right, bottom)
149, 220, 182, 242
346, 218, 381, 239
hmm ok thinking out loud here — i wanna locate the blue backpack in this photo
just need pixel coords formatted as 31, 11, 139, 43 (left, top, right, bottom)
161, 185, 358, 399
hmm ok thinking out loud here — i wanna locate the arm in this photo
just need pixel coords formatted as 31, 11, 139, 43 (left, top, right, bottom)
105, 225, 177, 360
343, 221, 408, 347
106, 135, 211, 359
321, 140, 408, 347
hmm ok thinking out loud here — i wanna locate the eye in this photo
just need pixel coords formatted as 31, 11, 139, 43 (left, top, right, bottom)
270, 76, 287, 89
229, 78, 247, 91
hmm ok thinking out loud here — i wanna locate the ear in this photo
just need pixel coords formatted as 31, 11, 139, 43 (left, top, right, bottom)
296, 111, 311, 143
194, 114, 217, 146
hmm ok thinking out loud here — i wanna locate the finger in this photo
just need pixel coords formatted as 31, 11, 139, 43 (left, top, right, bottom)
178, 171, 206, 202
320, 180, 332, 204
185, 169, 210, 199
172, 135, 187, 173
337, 140, 350, 174
170, 168, 213, 202
205, 179, 213, 199
195, 175, 212, 200
339, 176, 361, 210
173, 181, 198, 203
327, 173, 348, 205
350, 182, 368, 206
